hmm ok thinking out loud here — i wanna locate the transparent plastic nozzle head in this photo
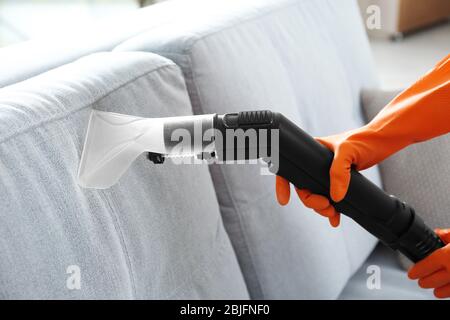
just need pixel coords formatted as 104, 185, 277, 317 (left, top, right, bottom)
77, 110, 214, 189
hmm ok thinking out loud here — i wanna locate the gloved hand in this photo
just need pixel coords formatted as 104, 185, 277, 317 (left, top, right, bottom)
276, 166, 341, 227
408, 229, 450, 299
276, 53, 450, 227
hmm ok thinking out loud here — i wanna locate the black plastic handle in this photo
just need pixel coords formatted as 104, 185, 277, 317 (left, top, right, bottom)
215, 111, 444, 262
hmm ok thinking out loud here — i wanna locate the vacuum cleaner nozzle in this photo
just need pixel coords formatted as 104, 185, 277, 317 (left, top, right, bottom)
78, 110, 163, 189
77, 110, 214, 189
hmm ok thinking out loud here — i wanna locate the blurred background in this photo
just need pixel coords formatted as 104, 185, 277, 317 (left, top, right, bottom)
358, 0, 450, 89
0, 0, 449, 90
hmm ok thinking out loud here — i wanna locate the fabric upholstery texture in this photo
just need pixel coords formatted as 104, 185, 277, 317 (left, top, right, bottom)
0, 51, 248, 299
115, 0, 382, 299
361, 88, 450, 269
339, 244, 436, 299
0, 0, 211, 88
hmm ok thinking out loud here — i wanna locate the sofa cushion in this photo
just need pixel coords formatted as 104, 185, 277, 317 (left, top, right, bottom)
0, 51, 248, 299
361, 88, 450, 269
115, 0, 382, 299
339, 244, 436, 299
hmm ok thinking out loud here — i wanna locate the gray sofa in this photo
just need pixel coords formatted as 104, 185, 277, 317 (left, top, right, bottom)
0, 0, 435, 299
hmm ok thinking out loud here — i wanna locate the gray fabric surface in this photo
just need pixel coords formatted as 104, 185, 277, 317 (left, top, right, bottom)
361, 88, 450, 270
0, 0, 208, 88
115, 0, 382, 299
0, 51, 249, 299
339, 244, 436, 299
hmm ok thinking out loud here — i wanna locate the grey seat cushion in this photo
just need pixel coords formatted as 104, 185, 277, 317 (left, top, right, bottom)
361, 88, 450, 269
339, 244, 436, 299
115, 0, 382, 299
0, 51, 248, 299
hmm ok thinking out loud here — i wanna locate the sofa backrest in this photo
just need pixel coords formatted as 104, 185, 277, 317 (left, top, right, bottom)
115, 0, 383, 299
0, 51, 248, 299
0, 0, 204, 88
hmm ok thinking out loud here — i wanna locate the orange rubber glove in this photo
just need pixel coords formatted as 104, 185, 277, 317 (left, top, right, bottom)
277, 54, 450, 227
408, 229, 450, 299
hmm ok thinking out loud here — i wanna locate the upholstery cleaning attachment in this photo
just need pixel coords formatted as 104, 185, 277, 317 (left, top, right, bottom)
78, 109, 444, 262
